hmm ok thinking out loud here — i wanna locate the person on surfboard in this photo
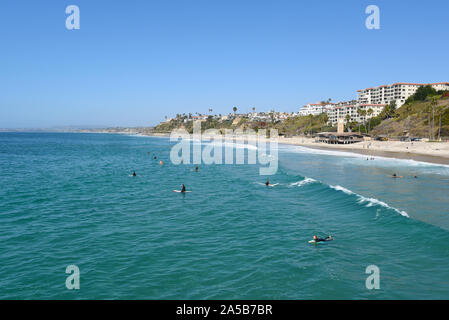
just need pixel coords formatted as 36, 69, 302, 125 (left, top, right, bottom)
312, 234, 332, 243
132, 171, 136, 177
265, 180, 270, 186
181, 184, 186, 193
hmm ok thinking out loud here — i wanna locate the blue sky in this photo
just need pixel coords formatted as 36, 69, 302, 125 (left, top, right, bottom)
0, 0, 448, 128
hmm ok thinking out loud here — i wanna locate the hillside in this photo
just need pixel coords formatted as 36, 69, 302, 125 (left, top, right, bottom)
152, 113, 332, 136
370, 96, 449, 139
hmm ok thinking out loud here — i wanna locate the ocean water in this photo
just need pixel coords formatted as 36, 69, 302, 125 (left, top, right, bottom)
0, 132, 448, 299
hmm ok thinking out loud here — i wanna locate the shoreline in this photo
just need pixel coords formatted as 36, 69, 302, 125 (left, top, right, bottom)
291, 143, 449, 166
275, 136, 449, 165
18, 130, 447, 166
143, 132, 449, 166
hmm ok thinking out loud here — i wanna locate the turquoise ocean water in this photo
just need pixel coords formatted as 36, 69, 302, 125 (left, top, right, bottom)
0, 132, 448, 299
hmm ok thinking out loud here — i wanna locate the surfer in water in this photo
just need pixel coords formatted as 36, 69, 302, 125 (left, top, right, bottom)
181, 184, 186, 193
132, 171, 136, 177
265, 180, 270, 186
312, 234, 333, 243
195, 165, 199, 172
392, 173, 398, 178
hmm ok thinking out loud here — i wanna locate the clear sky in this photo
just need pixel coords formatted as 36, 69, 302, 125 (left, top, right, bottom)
0, 0, 448, 128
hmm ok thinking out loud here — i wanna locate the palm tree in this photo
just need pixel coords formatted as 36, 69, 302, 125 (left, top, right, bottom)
360, 109, 367, 133
367, 108, 373, 133
426, 104, 432, 140
270, 109, 276, 124
345, 114, 351, 132
357, 107, 363, 133
438, 105, 443, 141
405, 104, 412, 135
430, 96, 438, 141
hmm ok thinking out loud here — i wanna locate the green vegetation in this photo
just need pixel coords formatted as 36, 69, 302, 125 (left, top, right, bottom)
153, 88, 449, 139
405, 85, 437, 103
272, 113, 332, 136
152, 112, 331, 136
370, 92, 449, 139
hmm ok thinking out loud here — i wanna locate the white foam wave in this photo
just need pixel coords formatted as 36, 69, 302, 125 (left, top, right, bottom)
290, 177, 316, 187
329, 185, 354, 195
329, 185, 409, 218
191, 140, 258, 150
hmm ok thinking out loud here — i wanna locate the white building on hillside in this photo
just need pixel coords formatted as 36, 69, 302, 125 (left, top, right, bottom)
326, 104, 386, 126
357, 82, 449, 108
298, 103, 327, 116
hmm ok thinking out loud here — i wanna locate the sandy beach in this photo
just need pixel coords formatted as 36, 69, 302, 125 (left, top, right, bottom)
147, 131, 449, 165
276, 136, 449, 165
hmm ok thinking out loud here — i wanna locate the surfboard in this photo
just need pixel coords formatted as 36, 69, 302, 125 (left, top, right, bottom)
308, 239, 332, 244
173, 190, 192, 193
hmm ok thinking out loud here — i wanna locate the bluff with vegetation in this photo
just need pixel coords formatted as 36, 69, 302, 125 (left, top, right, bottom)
152, 85, 449, 139
369, 86, 449, 139
152, 112, 331, 136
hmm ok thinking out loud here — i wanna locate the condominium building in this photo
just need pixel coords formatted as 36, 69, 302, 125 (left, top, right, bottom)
357, 82, 449, 108
298, 103, 327, 116
326, 104, 385, 126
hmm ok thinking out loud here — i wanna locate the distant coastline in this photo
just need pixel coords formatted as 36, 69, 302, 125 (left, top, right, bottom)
3, 128, 449, 165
